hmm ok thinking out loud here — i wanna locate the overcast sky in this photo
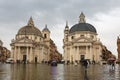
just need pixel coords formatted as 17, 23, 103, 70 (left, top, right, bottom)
0, 0, 120, 57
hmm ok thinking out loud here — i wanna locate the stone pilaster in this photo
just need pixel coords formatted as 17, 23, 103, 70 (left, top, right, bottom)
30, 47, 33, 62
27, 47, 29, 60
86, 46, 88, 59
14, 46, 17, 61
18, 46, 20, 60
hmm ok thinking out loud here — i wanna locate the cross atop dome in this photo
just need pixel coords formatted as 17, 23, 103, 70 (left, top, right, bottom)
42, 24, 50, 32
79, 12, 86, 23
45, 24, 47, 28
27, 17, 34, 27
65, 21, 69, 28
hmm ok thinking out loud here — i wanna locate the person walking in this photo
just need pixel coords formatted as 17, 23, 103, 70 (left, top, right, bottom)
82, 59, 89, 80
111, 61, 115, 70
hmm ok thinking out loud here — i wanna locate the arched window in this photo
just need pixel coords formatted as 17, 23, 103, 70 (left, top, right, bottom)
71, 36, 74, 39
39, 38, 41, 41
90, 35, 94, 39
44, 34, 47, 38
80, 35, 84, 38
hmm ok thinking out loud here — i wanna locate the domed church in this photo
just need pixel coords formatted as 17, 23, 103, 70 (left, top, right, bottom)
10, 17, 61, 63
63, 12, 103, 64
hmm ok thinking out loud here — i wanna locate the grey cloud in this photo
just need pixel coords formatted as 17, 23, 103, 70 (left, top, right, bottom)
0, 0, 120, 53
0, 0, 120, 24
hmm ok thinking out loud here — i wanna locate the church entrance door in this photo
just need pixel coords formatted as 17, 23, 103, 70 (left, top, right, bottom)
80, 55, 85, 61
23, 55, 27, 64
35, 57, 37, 63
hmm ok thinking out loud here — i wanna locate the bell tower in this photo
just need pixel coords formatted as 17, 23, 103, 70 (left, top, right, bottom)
64, 21, 69, 43
42, 24, 50, 40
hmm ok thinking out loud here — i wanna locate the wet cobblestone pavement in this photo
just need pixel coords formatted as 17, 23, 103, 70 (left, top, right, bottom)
0, 64, 120, 80
88, 64, 120, 80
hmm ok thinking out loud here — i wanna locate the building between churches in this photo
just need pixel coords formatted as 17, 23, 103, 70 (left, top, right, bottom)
63, 12, 103, 64
0, 40, 10, 63
10, 17, 61, 63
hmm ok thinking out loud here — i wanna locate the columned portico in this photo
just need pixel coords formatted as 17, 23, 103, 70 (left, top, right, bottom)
66, 43, 103, 63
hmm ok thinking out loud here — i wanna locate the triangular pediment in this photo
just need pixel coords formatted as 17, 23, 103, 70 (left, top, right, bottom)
13, 37, 34, 43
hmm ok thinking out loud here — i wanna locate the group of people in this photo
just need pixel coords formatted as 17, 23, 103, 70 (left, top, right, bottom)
81, 59, 116, 70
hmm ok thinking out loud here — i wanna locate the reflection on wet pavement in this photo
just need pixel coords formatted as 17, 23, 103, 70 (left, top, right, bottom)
0, 64, 120, 80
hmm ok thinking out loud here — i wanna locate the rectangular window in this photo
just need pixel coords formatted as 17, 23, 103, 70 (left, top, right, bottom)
80, 35, 84, 38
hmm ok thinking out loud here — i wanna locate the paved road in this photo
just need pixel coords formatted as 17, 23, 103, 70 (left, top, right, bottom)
0, 63, 120, 80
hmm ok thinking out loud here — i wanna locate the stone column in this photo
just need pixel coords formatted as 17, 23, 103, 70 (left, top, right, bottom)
10, 46, 14, 59
86, 46, 88, 59
30, 47, 32, 62
37, 48, 40, 63
75, 46, 77, 60
96, 47, 99, 62
14, 46, 17, 61
75, 46, 78, 63
73, 46, 76, 63
39, 47, 41, 63
68, 47, 70, 61
26, 47, 29, 61
65, 47, 67, 63
18, 46, 20, 60
16, 46, 19, 61
41, 47, 44, 63
79, 47, 80, 60
90, 46, 92, 61
11, 47, 14, 58
77, 46, 79, 61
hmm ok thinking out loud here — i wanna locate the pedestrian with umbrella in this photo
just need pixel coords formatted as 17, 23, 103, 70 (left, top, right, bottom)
107, 57, 116, 70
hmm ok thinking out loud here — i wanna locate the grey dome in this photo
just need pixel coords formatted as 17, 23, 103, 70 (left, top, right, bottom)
69, 12, 97, 33
17, 26, 42, 36
17, 17, 42, 37
69, 23, 97, 33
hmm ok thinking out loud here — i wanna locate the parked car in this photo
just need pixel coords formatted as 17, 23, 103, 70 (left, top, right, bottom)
6, 58, 14, 64
51, 60, 57, 66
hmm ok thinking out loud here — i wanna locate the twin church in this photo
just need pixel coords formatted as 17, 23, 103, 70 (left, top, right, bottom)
10, 17, 61, 63
63, 12, 103, 63
10, 12, 103, 63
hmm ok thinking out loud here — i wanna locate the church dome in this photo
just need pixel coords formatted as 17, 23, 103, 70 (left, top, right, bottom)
69, 12, 97, 33
69, 23, 97, 33
17, 17, 42, 36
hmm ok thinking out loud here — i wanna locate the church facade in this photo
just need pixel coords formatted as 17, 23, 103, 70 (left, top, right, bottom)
10, 17, 61, 63
63, 12, 103, 63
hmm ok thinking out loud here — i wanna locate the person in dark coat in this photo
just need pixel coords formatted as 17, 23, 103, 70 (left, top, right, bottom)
82, 59, 88, 69
111, 61, 115, 70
